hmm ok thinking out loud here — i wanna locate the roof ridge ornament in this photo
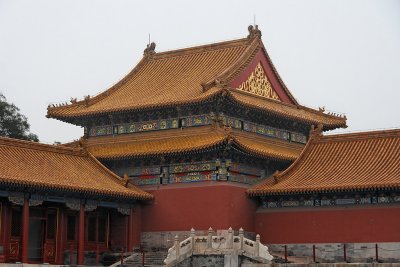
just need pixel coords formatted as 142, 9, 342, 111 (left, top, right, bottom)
144, 42, 156, 57
247, 25, 262, 39
273, 170, 281, 184
310, 124, 324, 139
84, 95, 91, 106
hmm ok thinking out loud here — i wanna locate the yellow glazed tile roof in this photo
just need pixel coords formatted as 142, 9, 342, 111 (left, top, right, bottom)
248, 129, 400, 196
228, 91, 346, 130
84, 126, 304, 161
48, 38, 249, 117
0, 137, 152, 200
47, 32, 346, 130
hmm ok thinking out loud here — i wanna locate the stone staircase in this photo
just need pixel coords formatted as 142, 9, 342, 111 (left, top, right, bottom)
122, 251, 168, 267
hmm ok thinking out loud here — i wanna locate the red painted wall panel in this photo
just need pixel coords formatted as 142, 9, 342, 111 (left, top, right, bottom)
109, 213, 128, 250
132, 205, 142, 247
255, 206, 400, 244
141, 183, 257, 232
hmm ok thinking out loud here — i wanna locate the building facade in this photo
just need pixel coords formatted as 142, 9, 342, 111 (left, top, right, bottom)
1, 25, 398, 264
0, 137, 151, 264
47, 25, 346, 245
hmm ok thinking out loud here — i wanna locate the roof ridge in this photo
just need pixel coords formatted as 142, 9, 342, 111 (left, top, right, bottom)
151, 38, 249, 59
248, 127, 319, 195
0, 136, 84, 156
86, 152, 153, 199
259, 40, 298, 105
318, 128, 400, 142
202, 37, 260, 89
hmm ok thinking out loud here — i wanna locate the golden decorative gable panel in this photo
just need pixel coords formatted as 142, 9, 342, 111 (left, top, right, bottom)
236, 63, 281, 101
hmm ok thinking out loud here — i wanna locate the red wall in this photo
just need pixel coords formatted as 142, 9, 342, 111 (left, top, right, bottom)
255, 205, 400, 244
132, 205, 142, 247
141, 183, 257, 232
109, 213, 128, 249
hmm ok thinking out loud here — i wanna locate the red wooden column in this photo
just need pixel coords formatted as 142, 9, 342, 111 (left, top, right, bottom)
0, 203, 7, 263
21, 197, 29, 263
77, 203, 85, 265
55, 210, 65, 264
127, 208, 134, 252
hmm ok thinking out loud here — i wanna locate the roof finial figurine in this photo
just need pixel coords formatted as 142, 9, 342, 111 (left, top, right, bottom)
84, 95, 91, 106
310, 123, 324, 138
144, 41, 156, 57
247, 24, 262, 39
273, 170, 280, 184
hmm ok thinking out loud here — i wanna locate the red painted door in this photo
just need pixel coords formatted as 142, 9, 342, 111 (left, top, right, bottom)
43, 209, 57, 263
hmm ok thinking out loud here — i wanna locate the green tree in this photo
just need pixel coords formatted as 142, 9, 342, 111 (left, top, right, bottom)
0, 93, 39, 141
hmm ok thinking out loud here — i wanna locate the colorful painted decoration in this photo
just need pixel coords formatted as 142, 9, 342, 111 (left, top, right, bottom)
132, 175, 160, 186
129, 161, 266, 185
170, 162, 216, 174
236, 62, 280, 101
169, 171, 217, 183
130, 166, 161, 176
261, 195, 392, 209
228, 173, 260, 184
88, 113, 307, 144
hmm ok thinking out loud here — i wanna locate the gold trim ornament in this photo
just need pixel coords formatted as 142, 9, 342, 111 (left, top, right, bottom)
236, 63, 280, 101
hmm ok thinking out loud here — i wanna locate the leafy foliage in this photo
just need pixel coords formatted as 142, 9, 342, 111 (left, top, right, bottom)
0, 93, 39, 141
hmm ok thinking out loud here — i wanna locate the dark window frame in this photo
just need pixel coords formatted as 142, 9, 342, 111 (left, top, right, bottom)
85, 211, 108, 244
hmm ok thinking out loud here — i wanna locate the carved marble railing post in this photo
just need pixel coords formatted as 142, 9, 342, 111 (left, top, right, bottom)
190, 228, 196, 252
239, 228, 244, 250
227, 227, 233, 249
207, 227, 213, 249
164, 227, 273, 266
255, 234, 260, 257
174, 235, 180, 259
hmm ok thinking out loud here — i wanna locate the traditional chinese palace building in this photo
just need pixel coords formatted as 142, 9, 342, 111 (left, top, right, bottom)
0, 137, 151, 264
0, 25, 399, 264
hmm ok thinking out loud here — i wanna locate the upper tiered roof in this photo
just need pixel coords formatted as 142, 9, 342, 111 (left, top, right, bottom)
47, 26, 346, 130
0, 137, 152, 200
248, 128, 400, 196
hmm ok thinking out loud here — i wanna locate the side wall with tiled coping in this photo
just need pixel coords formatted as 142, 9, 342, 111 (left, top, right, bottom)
268, 243, 400, 263
255, 205, 400, 244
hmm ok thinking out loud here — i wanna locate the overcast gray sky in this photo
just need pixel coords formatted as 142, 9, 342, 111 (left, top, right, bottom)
0, 0, 399, 143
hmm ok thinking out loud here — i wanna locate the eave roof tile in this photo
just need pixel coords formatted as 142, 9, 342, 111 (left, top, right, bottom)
84, 126, 304, 161
248, 129, 400, 196
0, 137, 152, 200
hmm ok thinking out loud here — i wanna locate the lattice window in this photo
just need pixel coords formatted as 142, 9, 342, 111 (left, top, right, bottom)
87, 217, 97, 242
46, 212, 56, 240
11, 208, 22, 237
87, 212, 108, 243
98, 217, 106, 242
67, 215, 76, 241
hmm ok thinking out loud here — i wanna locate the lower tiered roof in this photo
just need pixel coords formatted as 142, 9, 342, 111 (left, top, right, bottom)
0, 137, 152, 200
248, 129, 400, 196
83, 125, 304, 161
